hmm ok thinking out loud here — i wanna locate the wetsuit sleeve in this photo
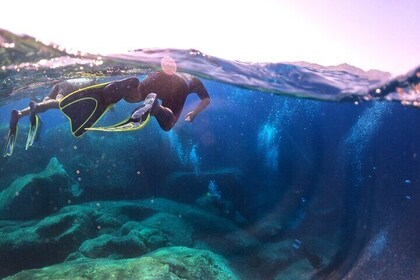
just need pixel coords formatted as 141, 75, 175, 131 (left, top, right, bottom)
183, 76, 210, 123
190, 77, 210, 100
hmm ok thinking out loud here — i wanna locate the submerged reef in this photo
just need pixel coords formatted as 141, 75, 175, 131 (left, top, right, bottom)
0, 198, 255, 278
0, 157, 81, 219
6, 247, 239, 280
0, 197, 335, 279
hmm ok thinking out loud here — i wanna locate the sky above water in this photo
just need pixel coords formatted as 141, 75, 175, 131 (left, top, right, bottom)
1, 0, 419, 74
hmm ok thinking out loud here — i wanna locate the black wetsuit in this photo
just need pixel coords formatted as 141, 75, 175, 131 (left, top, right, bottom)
137, 72, 209, 121
120, 72, 210, 131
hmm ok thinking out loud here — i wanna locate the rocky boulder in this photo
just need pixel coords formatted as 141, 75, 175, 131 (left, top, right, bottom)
0, 205, 97, 278
0, 198, 257, 278
6, 246, 240, 280
77, 233, 147, 259
164, 167, 244, 203
255, 239, 299, 277
0, 157, 81, 220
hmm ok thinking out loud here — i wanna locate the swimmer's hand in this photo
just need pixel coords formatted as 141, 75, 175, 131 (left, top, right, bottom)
184, 111, 196, 122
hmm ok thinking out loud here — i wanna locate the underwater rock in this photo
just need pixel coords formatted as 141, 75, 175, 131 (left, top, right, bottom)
255, 239, 299, 276
70, 210, 192, 261
0, 157, 81, 220
94, 213, 124, 230
0, 205, 97, 278
6, 246, 240, 280
273, 259, 317, 280
93, 198, 258, 256
250, 218, 284, 242
125, 225, 170, 252
164, 167, 244, 203
130, 198, 259, 255
78, 233, 147, 259
302, 235, 338, 261
0, 198, 257, 278
138, 212, 193, 246
196, 193, 246, 225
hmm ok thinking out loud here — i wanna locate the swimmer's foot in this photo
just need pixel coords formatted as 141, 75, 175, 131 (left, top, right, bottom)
85, 93, 157, 133
131, 93, 158, 121
3, 110, 19, 157
25, 101, 41, 150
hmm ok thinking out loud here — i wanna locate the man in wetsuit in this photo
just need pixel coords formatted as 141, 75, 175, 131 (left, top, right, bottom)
120, 72, 210, 131
4, 71, 210, 156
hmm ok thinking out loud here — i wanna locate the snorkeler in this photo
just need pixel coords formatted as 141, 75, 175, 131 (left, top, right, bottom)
59, 71, 210, 136
4, 71, 210, 156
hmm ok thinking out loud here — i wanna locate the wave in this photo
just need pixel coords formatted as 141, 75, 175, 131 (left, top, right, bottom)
1, 29, 419, 108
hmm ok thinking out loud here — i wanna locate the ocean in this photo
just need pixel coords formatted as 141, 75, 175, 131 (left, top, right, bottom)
0, 29, 419, 279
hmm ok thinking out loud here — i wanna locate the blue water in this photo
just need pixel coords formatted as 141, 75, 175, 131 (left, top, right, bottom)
0, 31, 419, 279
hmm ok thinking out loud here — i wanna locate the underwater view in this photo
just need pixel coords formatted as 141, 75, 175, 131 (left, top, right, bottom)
0, 28, 419, 280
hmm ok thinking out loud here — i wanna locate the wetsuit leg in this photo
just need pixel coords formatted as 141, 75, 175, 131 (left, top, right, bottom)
104, 77, 140, 104
30, 99, 60, 114
152, 105, 177, 131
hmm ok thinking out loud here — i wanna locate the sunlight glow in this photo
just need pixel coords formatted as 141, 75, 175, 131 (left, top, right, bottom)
1, 0, 419, 74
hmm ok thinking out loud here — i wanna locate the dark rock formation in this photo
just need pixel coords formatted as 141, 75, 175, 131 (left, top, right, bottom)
0, 157, 81, 220
0, 198, 257, 278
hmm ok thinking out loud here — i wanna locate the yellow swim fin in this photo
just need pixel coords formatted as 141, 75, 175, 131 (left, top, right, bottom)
86, 113, 151, 132
59, 82, 112, 137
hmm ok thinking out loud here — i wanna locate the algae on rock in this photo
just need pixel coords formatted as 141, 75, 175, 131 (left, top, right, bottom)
6, 246, 240, 280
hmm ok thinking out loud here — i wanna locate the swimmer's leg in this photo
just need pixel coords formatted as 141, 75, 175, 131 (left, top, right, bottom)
26, 99, 60, 149
3, 98, 59, 156
152, 105, 177, 131
85, 93, 158, 132
25, 101, 47, 150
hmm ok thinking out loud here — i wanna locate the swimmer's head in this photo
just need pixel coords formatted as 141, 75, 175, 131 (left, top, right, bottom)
161, 56, 177, 75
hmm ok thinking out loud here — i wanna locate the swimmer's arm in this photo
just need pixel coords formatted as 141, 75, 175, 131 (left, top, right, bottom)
185, 78, 211, 122
185, 95, 210, 122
